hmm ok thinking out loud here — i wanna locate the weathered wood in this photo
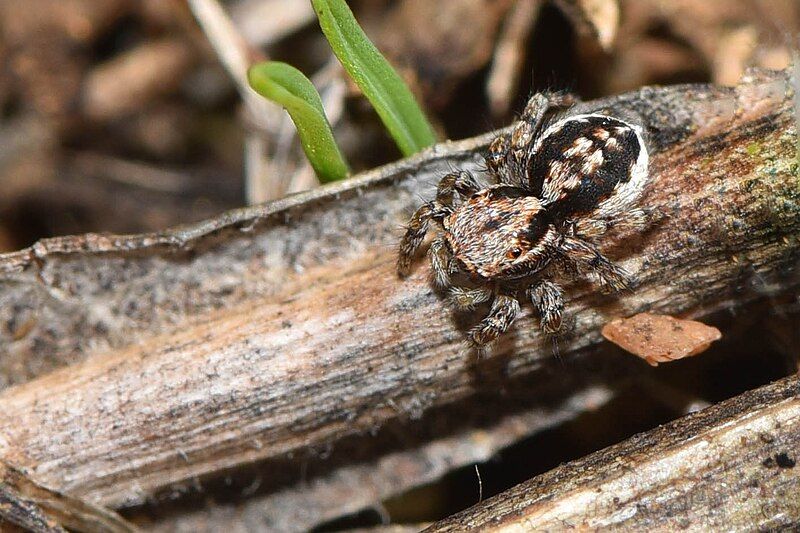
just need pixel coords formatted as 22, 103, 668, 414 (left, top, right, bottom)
0, 481, 66, 533
426, 374, 800, 531
148, 386, 615, 532
0, 69, 797, 516
0, 460, 138, 533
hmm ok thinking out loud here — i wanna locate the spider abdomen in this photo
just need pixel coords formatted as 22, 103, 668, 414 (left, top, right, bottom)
527, 114, 649, 219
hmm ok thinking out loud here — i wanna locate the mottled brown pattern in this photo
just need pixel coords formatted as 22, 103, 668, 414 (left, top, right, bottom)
443, 189, 545, 279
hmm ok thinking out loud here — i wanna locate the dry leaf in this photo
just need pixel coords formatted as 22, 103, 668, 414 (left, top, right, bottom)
602, 313, 722, 366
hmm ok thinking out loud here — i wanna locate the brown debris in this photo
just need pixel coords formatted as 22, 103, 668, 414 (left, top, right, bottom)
375, 0, 514, 109
0, 0, 798, 250
149, 387, 614, 532
487, 0, 543, 117
0, 460, 137, 533
82, 38, 196, 121
602, 313, 722, 366
427, 374, 800, 531
610, 0, 799, 89
554, 0, 620, 51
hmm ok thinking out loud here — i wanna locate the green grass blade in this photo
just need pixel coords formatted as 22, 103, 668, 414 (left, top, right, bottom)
311, 0, 437, 156
248, 61, 349, 183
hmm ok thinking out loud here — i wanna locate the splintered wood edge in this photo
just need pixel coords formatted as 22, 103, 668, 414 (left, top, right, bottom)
0, 460, 138, 533
0, 132, 496, 272
426, 374, 800, 531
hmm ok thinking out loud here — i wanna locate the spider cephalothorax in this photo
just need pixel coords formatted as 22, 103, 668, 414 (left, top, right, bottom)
398, 92, 651, 347
442, 187, 555, 280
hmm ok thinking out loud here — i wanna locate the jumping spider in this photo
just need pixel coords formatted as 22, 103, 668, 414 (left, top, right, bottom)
397, 92, 651, 347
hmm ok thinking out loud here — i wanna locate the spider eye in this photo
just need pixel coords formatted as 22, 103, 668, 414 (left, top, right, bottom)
507, 247, 523, 260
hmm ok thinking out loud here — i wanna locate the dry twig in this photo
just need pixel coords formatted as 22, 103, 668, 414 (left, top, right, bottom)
427, 374, 800, 531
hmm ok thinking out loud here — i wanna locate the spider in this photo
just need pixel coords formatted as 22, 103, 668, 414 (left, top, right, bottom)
397, 92, 651, 347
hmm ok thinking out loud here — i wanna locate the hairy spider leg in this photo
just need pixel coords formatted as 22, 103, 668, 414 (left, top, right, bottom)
527, 280, 565, 335
436, 170, 480, 205
485, 134, 512, 182
398, 202, 439, 276
556, 235, 634, 292
520, 91, 579, 133
398, 171, 481, 276
449, 286, 494, 310
428, 237, 453, 288
490, 91, 579, 187
468, 294, 521, 347
572, 208, 655, 240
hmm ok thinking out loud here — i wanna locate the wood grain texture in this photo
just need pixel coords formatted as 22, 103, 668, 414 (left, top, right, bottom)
0, 69, 797, 516
0, 461, 137, 533
148, 386, 615, 532
426, 374, 800, 531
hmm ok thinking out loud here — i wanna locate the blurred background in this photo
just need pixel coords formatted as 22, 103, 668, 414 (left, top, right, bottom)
0, 0, 797, 253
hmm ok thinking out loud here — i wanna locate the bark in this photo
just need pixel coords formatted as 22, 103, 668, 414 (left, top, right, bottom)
0, 460, 137, 533
148, 386, 614, 532
426, 374, 800, 531
0, 68, 797, 525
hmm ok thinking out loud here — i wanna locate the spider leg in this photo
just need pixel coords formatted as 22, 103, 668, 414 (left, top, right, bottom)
398, 201, 450, 276
557, 236, 634, 292
485, 133, 512, 182
513, 92, 580, 156
428, 237, 454, 288
468, 294, 521, 347
399, 171, 482, 277
571, 218, 608, 240
436, 170, 480, 205
499, 91, 580, 187
520, 91, 579, 127
449, 286, 493, 310
527, 280, 565, 335
573, 208, 654, 240
615, 207, 655, 231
